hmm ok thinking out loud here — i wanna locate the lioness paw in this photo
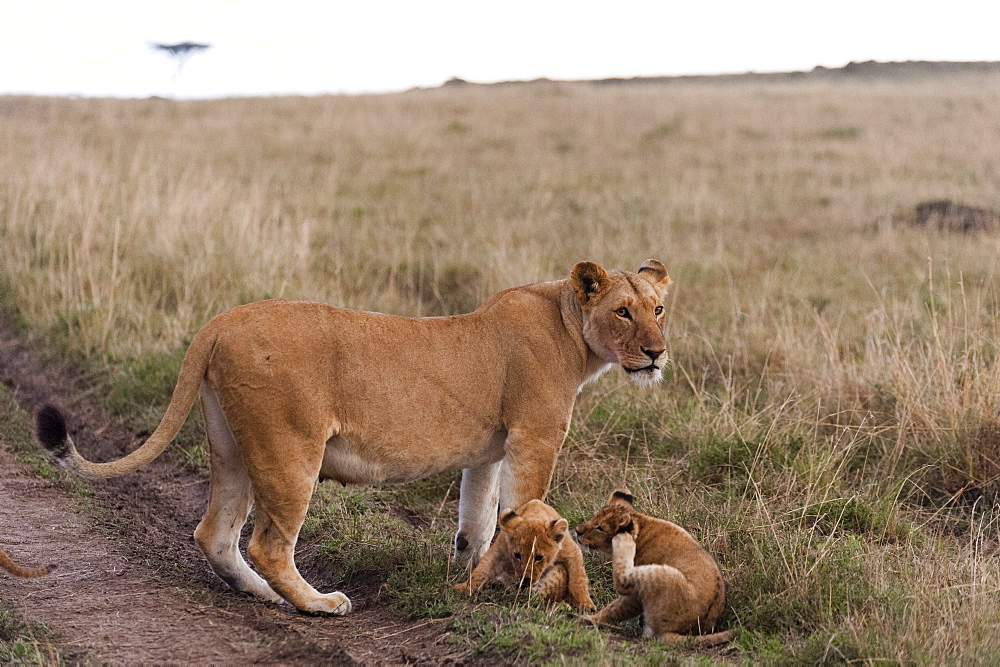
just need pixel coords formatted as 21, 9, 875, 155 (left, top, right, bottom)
301, 591, 352, 616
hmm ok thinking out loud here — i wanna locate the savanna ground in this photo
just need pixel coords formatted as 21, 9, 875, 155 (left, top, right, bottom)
2, 73, 1000, 663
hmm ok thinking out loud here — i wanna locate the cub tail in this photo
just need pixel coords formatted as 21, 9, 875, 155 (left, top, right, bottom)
0, 546, 55, 578
693, 628, 736, 646
659, 628, 736, 646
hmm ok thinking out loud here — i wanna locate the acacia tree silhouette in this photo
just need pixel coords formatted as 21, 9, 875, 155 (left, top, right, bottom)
152, 42, 210, 95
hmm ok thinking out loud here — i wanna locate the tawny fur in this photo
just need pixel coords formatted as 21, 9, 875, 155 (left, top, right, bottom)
576, 491, 733, 645
456, 499, 595, 610
0, 546, 53, 578
35, 261, 670, 616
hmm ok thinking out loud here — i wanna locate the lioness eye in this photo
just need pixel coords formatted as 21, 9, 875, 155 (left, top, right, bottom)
513, 552, 521, 559
654, 305, 664, 315
615, 307, 630, 318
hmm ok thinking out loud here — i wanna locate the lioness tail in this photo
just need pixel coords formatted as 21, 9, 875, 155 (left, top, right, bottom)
34, 326, 218, 479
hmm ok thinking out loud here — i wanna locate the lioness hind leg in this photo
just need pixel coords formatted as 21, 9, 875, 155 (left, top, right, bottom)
244, 443, 351, 615
194, 385, 282, 603
456, 460, 502, 568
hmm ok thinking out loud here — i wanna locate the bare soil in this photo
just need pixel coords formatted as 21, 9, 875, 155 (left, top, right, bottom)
0, 312, 477, 665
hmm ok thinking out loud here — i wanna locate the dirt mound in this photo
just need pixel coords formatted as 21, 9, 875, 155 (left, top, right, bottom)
909, 199, 1000, 233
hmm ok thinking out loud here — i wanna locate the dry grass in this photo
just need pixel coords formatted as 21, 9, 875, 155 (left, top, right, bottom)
2, 76, 1000, 661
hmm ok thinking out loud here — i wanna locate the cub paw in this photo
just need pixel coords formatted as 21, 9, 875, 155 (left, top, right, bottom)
455, 581, 471, 595
612, 530, 636, 547
301, 591, 352, 616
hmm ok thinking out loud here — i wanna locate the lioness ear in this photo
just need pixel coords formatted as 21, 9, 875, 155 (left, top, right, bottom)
499, 508, 519, 529
637, 259, 671, 298
609, 489, 634, 507
571, 261, 610, 305
549, 518, 569, 542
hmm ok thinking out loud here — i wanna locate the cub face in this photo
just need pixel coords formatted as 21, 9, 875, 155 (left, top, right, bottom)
575, 490, 636, 553
570, 260, 672, 387
498, 505, 569, 583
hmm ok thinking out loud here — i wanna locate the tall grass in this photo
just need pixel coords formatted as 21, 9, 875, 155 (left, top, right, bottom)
2, 77, 1000, 661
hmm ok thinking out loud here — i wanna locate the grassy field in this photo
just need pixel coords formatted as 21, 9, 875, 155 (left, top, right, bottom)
2, 76, 1000, 662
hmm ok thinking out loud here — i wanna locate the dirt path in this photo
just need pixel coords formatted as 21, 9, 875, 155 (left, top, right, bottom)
0, 445, 336, 664
0, 314, 472, 665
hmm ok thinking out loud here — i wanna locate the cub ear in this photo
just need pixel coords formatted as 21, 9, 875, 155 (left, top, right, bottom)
615, 519, 635, 535
548, 518, 569, 542
608, 489, 634, 507
637, 259, 672, 298
499, 508, 519, 530
571, 261, 611, 305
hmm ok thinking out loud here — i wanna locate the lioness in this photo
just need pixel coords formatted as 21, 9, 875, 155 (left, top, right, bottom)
0, 546, 53, 578
456, 499, 595, 609
36, 260, 671, 615
576, 491, 733, 645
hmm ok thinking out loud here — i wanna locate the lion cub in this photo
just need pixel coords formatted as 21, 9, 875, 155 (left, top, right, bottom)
0, 546, 53, 578
456, 499, 595, 610
576, 491, 733, 645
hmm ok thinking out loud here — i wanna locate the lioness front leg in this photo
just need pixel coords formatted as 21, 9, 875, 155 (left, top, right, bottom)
501, 426, 563, 507
455, 460, 502, 568
456, 537, 507, 595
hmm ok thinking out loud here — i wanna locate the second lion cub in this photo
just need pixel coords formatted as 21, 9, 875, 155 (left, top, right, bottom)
576, 490, 733, 644
456, 499, 595, 610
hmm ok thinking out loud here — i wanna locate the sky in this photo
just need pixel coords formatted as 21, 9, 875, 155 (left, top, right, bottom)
2, 0, 999, 99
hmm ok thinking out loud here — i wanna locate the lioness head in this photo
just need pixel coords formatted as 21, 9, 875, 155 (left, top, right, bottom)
498, 500, 569, 583
574, 490, 636, 553
571, 259, 671, 386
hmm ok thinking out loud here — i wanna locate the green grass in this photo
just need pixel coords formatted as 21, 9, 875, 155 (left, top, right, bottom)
0, 385, 87, 494
0, 609, 64, 666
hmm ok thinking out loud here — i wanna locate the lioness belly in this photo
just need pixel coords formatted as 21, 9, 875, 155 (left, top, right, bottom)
320, 430, 506, 485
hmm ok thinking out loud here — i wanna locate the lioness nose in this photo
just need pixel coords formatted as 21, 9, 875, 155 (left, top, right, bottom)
642, 347, 664, 361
